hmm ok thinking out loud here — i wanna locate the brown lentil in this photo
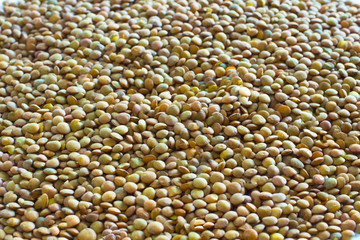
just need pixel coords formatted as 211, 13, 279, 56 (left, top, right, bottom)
0, 0, 359, 239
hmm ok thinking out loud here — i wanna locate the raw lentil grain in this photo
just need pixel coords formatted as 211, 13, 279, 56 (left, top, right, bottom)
0, 0, 360, 239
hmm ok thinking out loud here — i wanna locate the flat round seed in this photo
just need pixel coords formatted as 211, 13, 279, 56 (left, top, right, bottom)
2, 1, 359, 239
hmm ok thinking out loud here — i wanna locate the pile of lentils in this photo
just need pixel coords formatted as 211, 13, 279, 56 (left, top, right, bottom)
2, 0, 360, 239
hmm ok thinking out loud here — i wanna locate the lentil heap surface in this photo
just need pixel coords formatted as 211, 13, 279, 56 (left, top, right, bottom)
1, 0, 360, 239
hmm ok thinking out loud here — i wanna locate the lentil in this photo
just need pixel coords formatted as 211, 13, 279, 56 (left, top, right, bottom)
0, 0, 359, 239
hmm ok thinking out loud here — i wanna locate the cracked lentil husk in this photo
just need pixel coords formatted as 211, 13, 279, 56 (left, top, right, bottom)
1, 0, 360, 240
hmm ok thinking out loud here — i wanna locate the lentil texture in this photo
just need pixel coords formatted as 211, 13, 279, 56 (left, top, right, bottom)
1, 0, 360, 240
